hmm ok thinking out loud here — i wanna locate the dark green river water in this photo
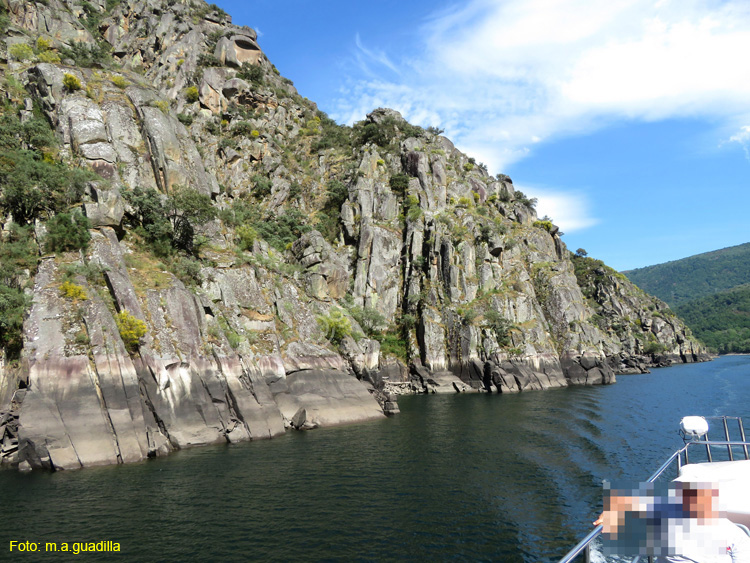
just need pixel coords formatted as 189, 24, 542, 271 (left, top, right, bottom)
2, 355, 749, 562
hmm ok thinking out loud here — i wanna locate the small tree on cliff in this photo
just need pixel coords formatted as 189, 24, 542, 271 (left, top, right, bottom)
123, 185, 216, 256
166, 185, 216, 254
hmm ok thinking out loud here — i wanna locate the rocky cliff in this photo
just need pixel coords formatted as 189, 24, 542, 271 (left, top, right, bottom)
0, 0, 708, 471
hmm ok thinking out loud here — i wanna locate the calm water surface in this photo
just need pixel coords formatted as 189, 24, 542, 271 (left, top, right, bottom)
2, 356, 749, 562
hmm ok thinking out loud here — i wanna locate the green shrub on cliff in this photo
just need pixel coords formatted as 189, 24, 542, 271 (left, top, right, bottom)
115, 310, 147, 352
643, 341, 667, 355
514, 190, 537, 210
255, 209, 311, 252
355, 115, 423, 149
378, 330, 408, 362
185, 86, 199, 103
37, 50, 61, 63
316, 179, 348, 242
0, 152, 92, 224
484, 309, 515, 347
317, 309, 352, 344
389, 173, 409, 195
236, 225, 257, 251
0, 223, 39, 360
0, 103, 93, 224
311, 113, 351, 152
0, 7, 9, 35
171, 255, 203, 286
0, 110, 55, 151
9, 43, 34, 62
533, 220, 554, 232
344, 300, 387, 337
197, 53, 222, 67
45, 213, 91, 253
111, 75, 128, 89
0, 224, 37, 282
34, 37, 59, 62
237, 64, 264, 85
252, 174, 272, 197
122, 186, 173, 256
177, 113, 194, 126
60, 281, 88, 301
60, 41, 112, 67
0, 223, 37, 359
571, 253, 608, 300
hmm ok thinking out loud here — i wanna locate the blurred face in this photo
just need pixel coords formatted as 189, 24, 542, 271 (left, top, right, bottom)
683, 487, 718, 521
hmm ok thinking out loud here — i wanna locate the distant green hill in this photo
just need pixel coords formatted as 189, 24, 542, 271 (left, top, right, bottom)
675, 284, 750, 354
624, 242, 750, 308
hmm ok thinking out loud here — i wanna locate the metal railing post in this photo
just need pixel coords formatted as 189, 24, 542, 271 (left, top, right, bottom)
739, 418, 748, 460
723, 417, 733, 461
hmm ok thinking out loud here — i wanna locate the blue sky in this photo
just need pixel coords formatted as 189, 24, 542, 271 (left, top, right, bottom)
215, 0, 750, 271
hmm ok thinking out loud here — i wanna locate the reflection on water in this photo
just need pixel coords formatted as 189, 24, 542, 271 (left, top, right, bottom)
2, 356, 749, 562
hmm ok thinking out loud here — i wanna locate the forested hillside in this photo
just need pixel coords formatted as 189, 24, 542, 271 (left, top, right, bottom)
624, 242, 750, 353
675, 285, 750, 354
624, 242, 750, 307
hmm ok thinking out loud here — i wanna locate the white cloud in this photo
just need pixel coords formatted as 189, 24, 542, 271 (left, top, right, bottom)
729, 126, 750, 144
518, 185, 600, 233
353, 34, 401, 77
728, 125, 750, 160
331, 0, 750, 173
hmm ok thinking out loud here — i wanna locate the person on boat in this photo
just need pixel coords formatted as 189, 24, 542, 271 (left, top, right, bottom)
595, 482, 750, 562
660, 483, 750, 563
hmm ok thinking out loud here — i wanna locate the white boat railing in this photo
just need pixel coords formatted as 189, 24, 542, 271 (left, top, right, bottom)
557, 416, 749, 563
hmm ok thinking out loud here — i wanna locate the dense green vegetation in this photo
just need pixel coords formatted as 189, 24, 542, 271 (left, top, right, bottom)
317, 309, 352, 344
675, 285, 750, 353
60, 41, 112, 68
45, 213, 92, 253
315, 180, 348, 242
0, 224, 36, 359
354, 114, 423, 148
311, 113, 351, 152
0, 106, 93, 225
220, 196, 311, 253
236, 63, 264, 85
624, 242, 750, 307
0, 99, 98, 359
123, 185, 216, 256
0, 5, 10, 35
624, 242, 750, 353
571, 253, 615, 300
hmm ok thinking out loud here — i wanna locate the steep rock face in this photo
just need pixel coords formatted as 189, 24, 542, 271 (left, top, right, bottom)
5, 223, 385, 470
572, 258, 708, 371
0, 0, 707, 470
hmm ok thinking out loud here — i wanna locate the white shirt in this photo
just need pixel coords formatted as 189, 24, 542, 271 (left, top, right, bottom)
661, 518, 750, 563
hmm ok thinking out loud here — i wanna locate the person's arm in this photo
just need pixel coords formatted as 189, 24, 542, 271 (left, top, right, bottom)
594, 495, 652, 535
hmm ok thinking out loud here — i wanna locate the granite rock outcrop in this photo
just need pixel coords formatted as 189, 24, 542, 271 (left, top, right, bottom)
0, 0, 708, 470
